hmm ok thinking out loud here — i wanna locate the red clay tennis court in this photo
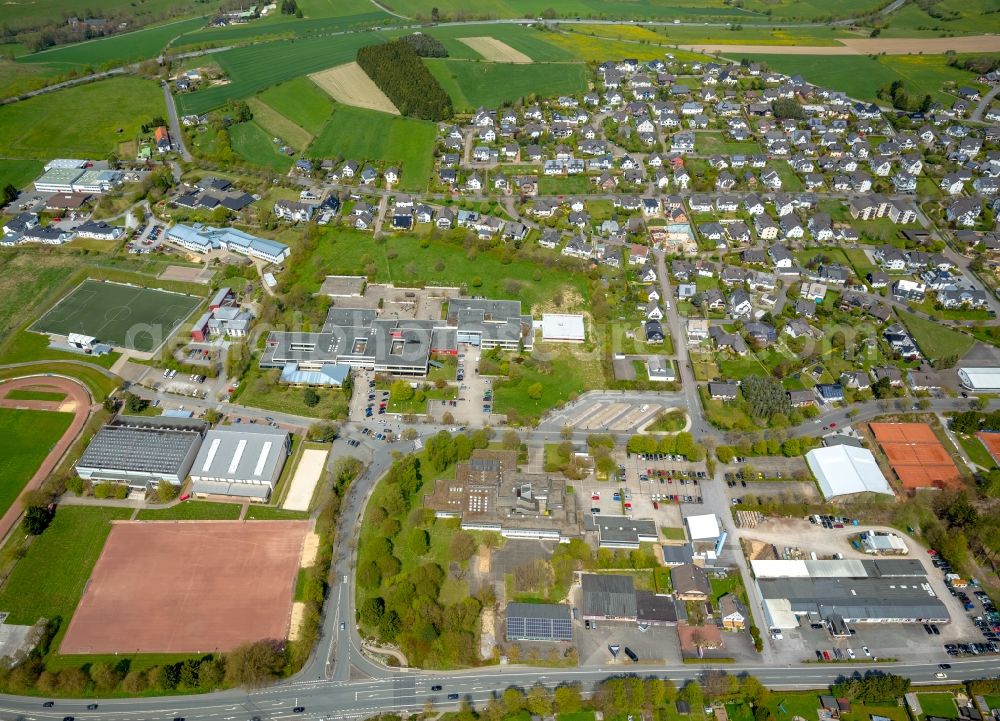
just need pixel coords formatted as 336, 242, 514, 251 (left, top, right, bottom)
870, 422, 962, 489
61, 520, 309, 655
977, 432, 1000, 465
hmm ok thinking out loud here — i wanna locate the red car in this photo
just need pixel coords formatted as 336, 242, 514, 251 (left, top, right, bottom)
829, 422, 837, 428
179, 493, 190, 501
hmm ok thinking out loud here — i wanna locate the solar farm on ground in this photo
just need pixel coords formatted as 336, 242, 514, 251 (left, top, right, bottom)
30, 279, 202, 352
870, 422, 962, 490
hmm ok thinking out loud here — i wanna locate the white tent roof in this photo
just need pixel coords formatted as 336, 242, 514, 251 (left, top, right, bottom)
540, 313, 585, 341
685, 513, 720, 540
959, 367, 1000, 391
806, 446, 894, 499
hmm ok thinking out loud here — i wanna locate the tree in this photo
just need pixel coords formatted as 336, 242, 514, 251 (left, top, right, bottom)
502, 430, 520, 449
553, 684, 583, 712
90, 662, 122, 691
307, 422, 338, 442
527, 382, 543, 400
123, 391, 149, 414
450, 530, 477, 562
390, 380, 414, 401
360, 596, 386, 627
951, 411, 982, 435
303, 387, 320, 407
871, 376, 892, 400
156, 479, 179, 503
772, 97, 804, 119
1, 183, 18, 206
23, 505, 53, 535
741, 375, 790, 420
224, 640, 286, 688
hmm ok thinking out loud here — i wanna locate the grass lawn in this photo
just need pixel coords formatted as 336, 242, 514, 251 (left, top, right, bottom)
0, 408, 73, 520
918, 693, 959, 718
696, 131, 762, 156
984, 697, 1000, 712
558, 713, 595, 721
424, 59, 588, 112
286, 229, 590, 316
0, 76, 164, 159
257, 76, 334, 135
389, 385, 457, 414
245, 505, 309, 520
246, 97, 313, 150
896, 309, 974, 361
493, 347, 602, 425
308, 104, 436, 191
234, 367, 349, 420
647, 409, 687, 432
0, 158, 43, 192
661, 526, 686, 541
4, 389, 66, 401
229, 120, 295, 171
0, 506, 132, 625
539, 174, 594, 195
0, 363, 118, 402
135, 500, 242, 521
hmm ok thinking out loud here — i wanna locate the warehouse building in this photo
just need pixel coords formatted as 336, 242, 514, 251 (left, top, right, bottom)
75, 415, 208, 490
581, 573, 682, 625
538, 313, 586, 343
506, 602, 573, 642
805, 445, 894, 499
584, 515, 658, 549
189, 425, 291, 501
751, 558, 948, 629
958, 367, 1000, 392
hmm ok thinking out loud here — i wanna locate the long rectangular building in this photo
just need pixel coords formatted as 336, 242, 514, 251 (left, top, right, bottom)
262, 299, 533, 377
166, 223, 290, 263
189, 425, 290, 501
752, 558, 948, 629
75, 415, 208, 489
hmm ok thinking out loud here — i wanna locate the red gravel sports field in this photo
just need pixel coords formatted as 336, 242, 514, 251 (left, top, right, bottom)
61, 520, 308, 654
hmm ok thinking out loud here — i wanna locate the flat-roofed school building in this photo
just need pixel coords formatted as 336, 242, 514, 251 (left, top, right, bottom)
190, 425, 291, 501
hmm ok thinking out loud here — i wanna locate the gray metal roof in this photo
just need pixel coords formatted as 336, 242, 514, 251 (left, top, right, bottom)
758, 576, 949, 621
582, 574, 637, 618
190, 425, 289, 484
76, 415, 206, 475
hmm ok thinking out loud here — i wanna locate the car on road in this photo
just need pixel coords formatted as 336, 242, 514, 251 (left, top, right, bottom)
939, 663, 951, 669
431, 685, 443, 691
87, 705, 99, 710
340, 621, 346, 630
935, 672, 948, 679
294, 707, 305, 713
448, 694, 460, 701
43, 701, 54, 707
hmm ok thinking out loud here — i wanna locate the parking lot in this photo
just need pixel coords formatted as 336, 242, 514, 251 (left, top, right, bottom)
569, 586, 683, 666
424, 346, 492, 426
736, 517, 988, 665
575, 464, 686, 531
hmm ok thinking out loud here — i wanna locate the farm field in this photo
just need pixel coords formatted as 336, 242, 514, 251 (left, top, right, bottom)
425, 59, 588, 111
381, 0, 792, 21
309, 62, 400, 114
414, 24, 577, 60
0, 77, 163, 160
0, 506, 132, 625
308, 105, 436, 190
726, 52, 980, 104
174, 10, 389, 49
257, 76, 334, 135
0, 158, 43, 192
458, 36, 532, 62
246, 98, 314, 150
176, 31, 377, 115
0, 60, 66, 100
229, 120, 296, 171
574, 22, 851, 45
0, 408, 73, 520
16, 16, 207, 69
878, 0, 997, 35
542, 29, 703, 62
2, 0, 195, 33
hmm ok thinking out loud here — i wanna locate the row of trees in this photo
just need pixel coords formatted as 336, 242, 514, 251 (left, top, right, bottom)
715, 436, 821, 462
356, 41, 453, 121
0, 634, 283, 696
626, 432, 706, 461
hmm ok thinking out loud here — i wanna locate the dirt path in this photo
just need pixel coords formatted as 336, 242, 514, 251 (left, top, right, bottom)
0, 375, 96, 542
678, 34, 1000, 55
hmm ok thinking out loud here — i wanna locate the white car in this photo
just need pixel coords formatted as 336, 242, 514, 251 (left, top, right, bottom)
847, 648, 855, 659
862, 646, 871, 657
935, 672, 947, 679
